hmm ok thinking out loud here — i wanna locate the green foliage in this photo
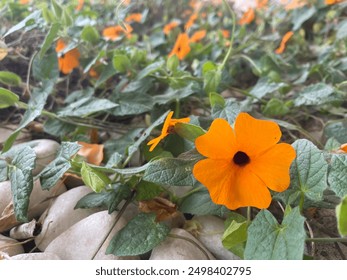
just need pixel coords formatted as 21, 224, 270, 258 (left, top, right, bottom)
106, 213, 170, 256
81, 162, 111, 193
0, 88, 19, 109
328, 154, 347, 198
336, 195, 347, 237
0, 71, 22, 86
244, 207, 306, 260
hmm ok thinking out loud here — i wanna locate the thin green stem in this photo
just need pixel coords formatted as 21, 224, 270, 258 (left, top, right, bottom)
299, 190, 305, 214
233, 54, 262, 75
174, 99, 180, 118
219, 0, 236, 71
179, 185, 205, 200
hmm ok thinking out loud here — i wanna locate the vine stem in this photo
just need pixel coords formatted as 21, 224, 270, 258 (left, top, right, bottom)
219, 0, 236, 71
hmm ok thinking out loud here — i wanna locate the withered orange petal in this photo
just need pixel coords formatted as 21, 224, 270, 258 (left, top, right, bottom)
250, 143, 296, 192
193, 158, 272, 210
195, 118, 236, 159
234, 112, 282, 156
77, 142, 104, 166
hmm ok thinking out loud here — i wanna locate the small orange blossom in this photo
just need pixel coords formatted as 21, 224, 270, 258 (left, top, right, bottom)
238, 8, 255, 25
340, 144, 347, 153
275, 31, 294, 54
189, 30, 206, 43
185, 13, 198, 31
125, 13, 142, 23
147, 111, 190, 152
55, 39, 80, 74
163, 21, 180, 35
193, 113, 296, 210
168, 33, 191, 60
102, 24, 133, 41
76, 0, 84, 11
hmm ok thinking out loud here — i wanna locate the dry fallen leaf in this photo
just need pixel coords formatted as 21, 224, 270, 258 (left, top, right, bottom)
139, 197, 179, 222
0, 40, 8, 61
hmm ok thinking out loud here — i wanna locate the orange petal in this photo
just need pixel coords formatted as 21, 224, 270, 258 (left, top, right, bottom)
250, 143, 296, 192
147, 134, 167, 152
195, 118, 236, 159
234, 113, 282, 156
189, 30, 206, 43
238, 8, 255, 25
77, 142, 104, 166
193, 158, 272, 210
168, 33, 191, 60
340, 143, 347, 152
275, 31, 294, 54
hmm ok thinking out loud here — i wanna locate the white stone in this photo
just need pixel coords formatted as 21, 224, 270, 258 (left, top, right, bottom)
149, 228, 215, 260
192, 215, 240, 260
35, 186, 99, 251
9, 252, 61, 260
45, 210, 139, 260
0, 234, 24, 256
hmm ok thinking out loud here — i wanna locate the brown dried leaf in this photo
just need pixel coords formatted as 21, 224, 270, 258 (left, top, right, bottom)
139, 197, 178, 222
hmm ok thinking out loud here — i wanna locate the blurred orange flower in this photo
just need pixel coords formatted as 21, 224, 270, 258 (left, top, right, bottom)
280, 0, 307, 10
125, 13, 142, 23
163, 21, 180, 35
340, 144, 347, 152
325, 0, 344, 4
185, 13, 198, 31
55, 39, 80, 74
168, 33, 191, 60
256, 0, 268, 8
77, 142, 104, 166
147, 111, 190, 152
19, 0, 30, 4
102, 24, 133, 41
76, 0, 84, 11
189, 29, 206, 43
275, 31, 294, 54
221, 29, 230, 39
238, 8, 255, 25
193, 113, 296, 210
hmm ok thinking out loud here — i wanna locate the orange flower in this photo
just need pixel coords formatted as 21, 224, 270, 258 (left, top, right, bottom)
147, 111, 190, 152
168, 33, 191, 60
238, 8, 255, 25
256, 0, 268, 8
163, 21, 180, 35
193, 113, 296, 210
76, 0, 84, 11
221, 29, 230, 39
189, 30, 206, 43
125, 13, 142, 23
102, 24, 133, 41
325, 0, 344, 4
185, 13, 198, 31
275, 31, 294, 54
77, 142, 104, 166
19, 0, 30, 4
340, 144, 347, 153
280, 0, 307, 10
55, 39, 80, 74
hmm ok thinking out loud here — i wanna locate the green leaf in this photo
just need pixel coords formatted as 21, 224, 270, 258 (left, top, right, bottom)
166, 56, 179, 72
137, 61, 163, 80
203, 69, 221, 94
62, 9, 72, 26
154, 83, 197, 105
135, 181, 163, 201
143, 158, 195, 186
3, 10, 42, 38
113, 54, 131, 73
43, 118, 76, 137
39, 142, 81, 190
32, 52, 59, 81
2, 80, 54, 153
0, 71, 22, 86
336, 20, 347, 40
39, 22, 61, 59
294, 83, 335, 106
51, 0, 63, 18
174, 123, 205, 142
0, 160, 7, 182
250, 77, 287, 99
244, 207, 306, 260
209, 92, 225, 108
324, 120, 347, 143
324, 137, 341, 152
81, 162, 111, 193
109, 92, 154, 117
202, 61, 218, 74
222, 220, 248, 250
279, 139, 328, 206
81, 25, 100, 44
179, 189, 229, 217
0, 88, 19, 109
211, 99, 240, 124
106, 213, 170, 256
262, 98, 291, 117
8, 147, 36, 222
328, 154, 347, 198
57, 97, 118, 117
95, 62, 117, 88
336, 195, 347, 236
291, 6, 316, 31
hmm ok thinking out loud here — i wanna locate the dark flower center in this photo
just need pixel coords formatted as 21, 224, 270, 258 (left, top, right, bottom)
233, 151, 250, 166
